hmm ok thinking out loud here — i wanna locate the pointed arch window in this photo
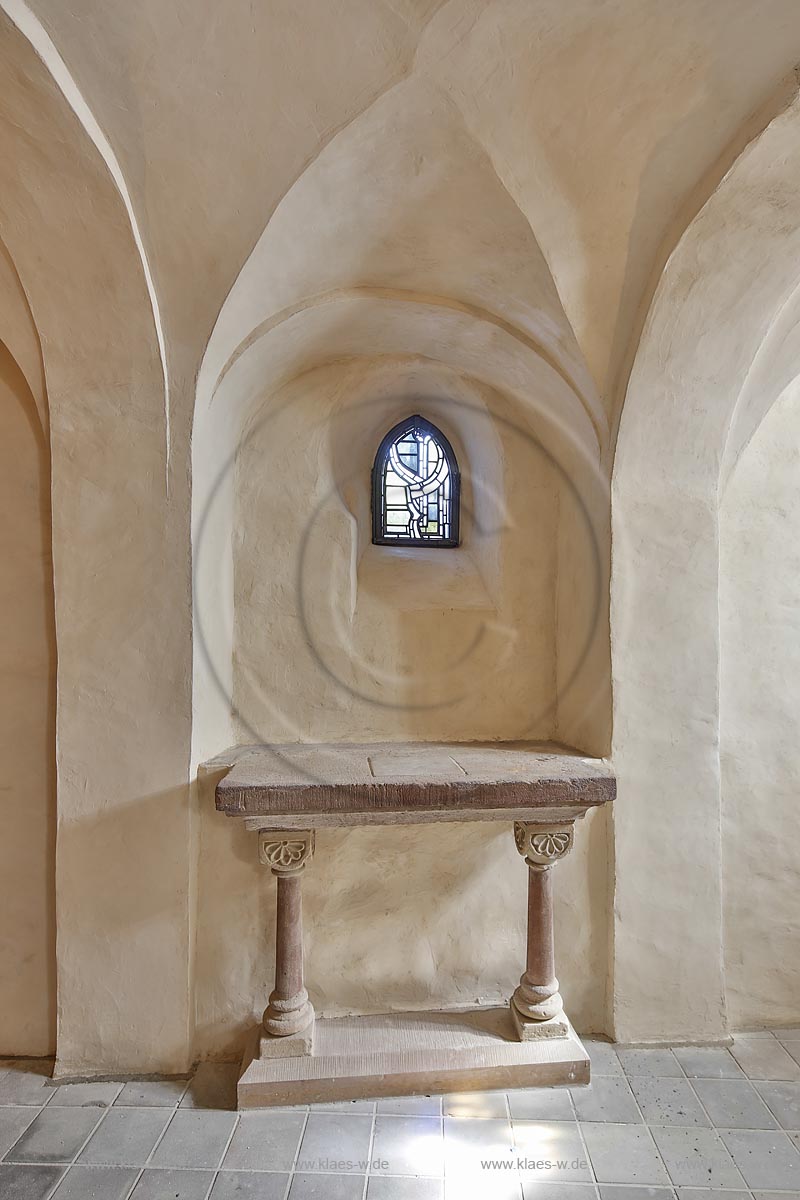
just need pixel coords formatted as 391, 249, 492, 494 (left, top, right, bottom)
371, 415, 460, 547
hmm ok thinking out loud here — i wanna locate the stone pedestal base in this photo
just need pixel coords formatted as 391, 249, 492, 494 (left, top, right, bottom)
257, 1022, 315, 1060
510, 1004, 569, 1041
237, 1006, 589, 1108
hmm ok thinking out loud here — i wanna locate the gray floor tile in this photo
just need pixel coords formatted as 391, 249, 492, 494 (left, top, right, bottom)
753, 1193, 800, 1200
757, 1081, 800, 1129
650, 1126, 744, 1188
77, 1108, 172, 1166
297, 1112, 372, 1173
371, 1116, 443, 1177
150, 1110, 237, 1169
719, 1127, 800, 1190
51, 1164, 139, 1199
731, 1037, 800, 1082
581, 1124, 670, 1186
600, 1189, 675, 1200
523, 1186, 598, 1200
0, 1065, 56, 1107
180, 1064, 239, 1112
692, 1078, 777, 1129
313, 1100, 375, 1114
222, 1112, 306, 1172
0, 1108, 39, 1157
617, 1050, 684, 1079
115, 1080, 188, 1108
444, 1114, 514, 1178
288, 1173, 365, 1199
571, 1077, 642, 1124
376, 1096, 442, 1117
629, 1077, 709, 1127
775, 1028, 800, 1042
209, 1171, 289, 1199
583, 1042, 623, 1077
513, 1121, 594, 1182
47, 1083, 122, 1108
671, 1048, 743, 1080
509, 1087, 574, 1122
0, 1163, 65, 1199
443, 1090, 508, 1118
129, 1168, 214, 1200
444, 1177, 523, 1200
677, 1192, 749, 1199
6, 1107, 103, 1164
366, 1178, 444, 1200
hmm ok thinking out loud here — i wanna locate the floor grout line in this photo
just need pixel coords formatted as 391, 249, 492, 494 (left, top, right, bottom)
360, 1106, 377, 1200
120, 1098, 185, 1200
282, 1100, 312, 1200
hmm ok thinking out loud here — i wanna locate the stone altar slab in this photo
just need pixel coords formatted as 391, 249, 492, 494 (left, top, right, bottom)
215, 740, 615, 826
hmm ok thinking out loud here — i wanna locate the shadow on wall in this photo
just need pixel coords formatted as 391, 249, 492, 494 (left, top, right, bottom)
0, 340, 57, 1056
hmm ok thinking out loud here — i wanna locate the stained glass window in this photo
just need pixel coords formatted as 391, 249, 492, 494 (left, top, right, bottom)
371, 415, 460, 547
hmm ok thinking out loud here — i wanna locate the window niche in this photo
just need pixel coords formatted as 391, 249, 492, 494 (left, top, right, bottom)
371, 414, 460, 547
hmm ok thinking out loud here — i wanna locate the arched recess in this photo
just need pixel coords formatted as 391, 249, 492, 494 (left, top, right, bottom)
193, 293, 612, 1054
0, 330, 55, 1056
611, 87, 800, 1042
189, 50, 616, 1054
0, 13, 193, 1074
720, 377, 800, 1028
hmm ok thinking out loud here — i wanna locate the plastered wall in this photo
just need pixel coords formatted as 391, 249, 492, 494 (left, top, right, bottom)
0, 341, 55, 1056
721, 382, 800, 1028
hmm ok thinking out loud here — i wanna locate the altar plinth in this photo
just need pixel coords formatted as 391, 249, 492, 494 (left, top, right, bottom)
212, 741, 615, 1108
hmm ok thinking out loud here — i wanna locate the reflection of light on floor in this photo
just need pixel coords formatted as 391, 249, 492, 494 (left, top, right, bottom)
444, 1091, 506, 1118
513, 1121, 561, 1157
512, 1120, 586, 1182
405, 1128, 446, 1176
444, 1175, 524, 1200
442, 1120, 519, 1198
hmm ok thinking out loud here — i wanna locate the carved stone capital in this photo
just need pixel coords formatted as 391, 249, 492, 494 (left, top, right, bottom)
259, 830, 315, 875
513, 822, 574, 870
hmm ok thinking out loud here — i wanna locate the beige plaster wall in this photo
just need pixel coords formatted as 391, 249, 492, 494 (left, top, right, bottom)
720, 381, 800, 1028
0, 341, 55, 1056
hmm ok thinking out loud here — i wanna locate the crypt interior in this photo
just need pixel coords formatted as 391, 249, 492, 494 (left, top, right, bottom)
1, 2, 800, 1198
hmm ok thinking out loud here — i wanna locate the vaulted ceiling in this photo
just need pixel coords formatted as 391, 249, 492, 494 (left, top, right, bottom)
3, 0, 800, 454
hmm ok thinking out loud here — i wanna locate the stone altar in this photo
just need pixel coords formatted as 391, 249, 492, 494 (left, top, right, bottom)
213, 742, 615, 1108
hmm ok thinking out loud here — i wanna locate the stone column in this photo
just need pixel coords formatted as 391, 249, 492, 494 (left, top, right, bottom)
510, 822, 574, 1040
258, 830, 315, 1057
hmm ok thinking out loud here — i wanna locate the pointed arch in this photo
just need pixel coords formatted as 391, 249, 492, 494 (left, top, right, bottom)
371, 413, 461, 547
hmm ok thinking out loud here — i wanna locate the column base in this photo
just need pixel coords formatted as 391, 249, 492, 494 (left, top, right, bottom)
510, 1002, 569, 1041
263, 991, 315, 1038
257, 1020, 315, 1060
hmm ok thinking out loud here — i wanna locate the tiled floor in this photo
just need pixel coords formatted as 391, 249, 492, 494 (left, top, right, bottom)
1, 1029, 800, 1200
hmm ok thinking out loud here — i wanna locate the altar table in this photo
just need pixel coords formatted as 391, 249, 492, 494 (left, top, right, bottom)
212, 742, 615, 1108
